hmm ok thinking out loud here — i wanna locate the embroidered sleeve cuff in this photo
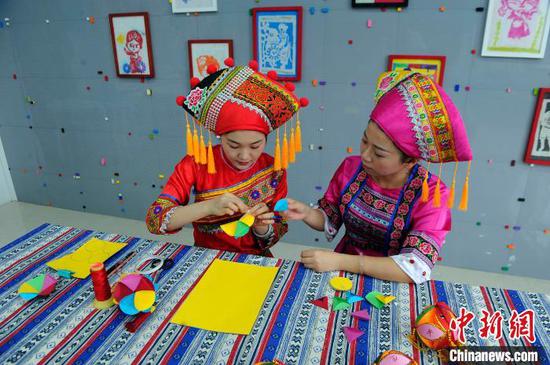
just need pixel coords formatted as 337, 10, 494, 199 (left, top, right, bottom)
317, 198, 342, 234
318, 207, 338, 242
391, 253, 432, 284
399, 232, 440, 269
159, 206, 179, 234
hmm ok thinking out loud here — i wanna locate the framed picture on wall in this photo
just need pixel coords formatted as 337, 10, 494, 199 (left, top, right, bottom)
188, 40, 233, 80
387, 55, 446, 86
172, 0, 217, 13
481, 0, 550, 58
109, 12, 155, 78
252, 7, 303, 81
352, 0, 408, 8
524, 88, 550, 165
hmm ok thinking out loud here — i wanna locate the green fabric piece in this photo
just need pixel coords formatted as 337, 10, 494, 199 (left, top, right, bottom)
332, 296, 351, 311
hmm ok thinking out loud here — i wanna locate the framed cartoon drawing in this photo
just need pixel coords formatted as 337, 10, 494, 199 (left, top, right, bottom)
387, 55, 446, 86
252, 7, 303, 81
481, 0, 550, 58
188, 39, 233, 80
109, 12, 155, 78
525, 88, 550, 165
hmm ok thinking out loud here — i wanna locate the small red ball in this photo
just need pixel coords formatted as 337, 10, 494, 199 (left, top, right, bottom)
190, 77, 200, 88
224, 57, 235, 67
206, 64, 218, 75
299, 97, 310, 107
248, 60, 259, 71
176, 95, 186, 106
267, 70, 278, 80
284, 82, 295, 92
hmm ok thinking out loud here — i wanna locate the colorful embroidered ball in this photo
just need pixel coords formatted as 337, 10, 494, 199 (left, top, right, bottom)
18, 274, 58, 300
373, 350, 418, 365
112, 273, 157, 315
412, 302, 461, 350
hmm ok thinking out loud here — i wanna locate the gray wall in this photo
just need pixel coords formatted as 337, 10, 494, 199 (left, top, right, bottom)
1, 0, 549, 280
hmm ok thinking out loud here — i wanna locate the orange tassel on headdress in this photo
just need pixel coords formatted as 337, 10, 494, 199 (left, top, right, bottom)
433, 163, 443, 208
185, 114, 193, 157
192, 122, 200, 162
421, 162, 431, 203
447, 162, 458, 208
274, 129, 282, 171
282, 126, 289, 169
289, 127, 296, 163
295, 114, 302, 153
199, 128, 207, 165
458, 161, 471, 211
207, 132, 216, 174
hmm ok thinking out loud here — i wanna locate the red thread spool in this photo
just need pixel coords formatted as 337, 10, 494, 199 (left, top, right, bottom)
90, 262, 114, 309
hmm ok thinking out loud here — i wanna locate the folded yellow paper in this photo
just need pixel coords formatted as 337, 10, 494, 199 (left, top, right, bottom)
46, 238, 126, 279
171, 259, 278, 335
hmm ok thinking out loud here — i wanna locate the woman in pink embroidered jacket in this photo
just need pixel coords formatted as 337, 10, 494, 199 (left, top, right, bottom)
283, 71, 473, 284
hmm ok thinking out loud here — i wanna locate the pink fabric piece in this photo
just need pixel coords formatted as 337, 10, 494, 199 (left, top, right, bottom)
343, 326, 364, 342
370, 74, 472, 162
40, 274, 57, 296
121, 274, 143, 292
351, 309, 370, 321
379, 353, 414, 365
42, 274, 57, 288
417, 323, 445, 341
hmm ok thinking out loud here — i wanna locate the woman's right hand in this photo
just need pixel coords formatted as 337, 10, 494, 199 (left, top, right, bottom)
207, 193, 248, 217
282, 198, 311, 221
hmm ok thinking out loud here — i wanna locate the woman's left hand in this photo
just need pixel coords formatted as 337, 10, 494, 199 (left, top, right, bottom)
249, 203, 275, 234
301, 249, 341, 272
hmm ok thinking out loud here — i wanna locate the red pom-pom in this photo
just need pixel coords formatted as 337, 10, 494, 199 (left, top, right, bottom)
248, 60, 259, 71
224, 57, 235, 67
267, 70, 278, 80
299, 97, 310, 107
206, 64, 218, 75
190, 77, 200, 88
176, 95, 186, 106
284, 82, 295, 92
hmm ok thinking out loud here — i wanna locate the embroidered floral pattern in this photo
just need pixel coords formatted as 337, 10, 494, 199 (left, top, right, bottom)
400, 74, 457, 162
194, 169, 284, 224
185, 87, 206, 115
387, 166, 426, 254
319, 198, 343, 232
321, 164, 430, 258
374, 70, 415, 103
401, 232, 440, 267
146, 198, 178, 234
234, 73, 299, 130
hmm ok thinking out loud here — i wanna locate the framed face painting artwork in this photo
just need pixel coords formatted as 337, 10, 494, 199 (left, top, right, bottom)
525, 88, 550, 166
482, 0, 550, 58
109, 12, 155, 78
188, 40, 234, 80
252, 7, 303, 81
387, 55, 446, 86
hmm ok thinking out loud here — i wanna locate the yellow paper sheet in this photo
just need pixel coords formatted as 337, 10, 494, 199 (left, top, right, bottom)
46, 238, 126, 278
170, 259, 278, 335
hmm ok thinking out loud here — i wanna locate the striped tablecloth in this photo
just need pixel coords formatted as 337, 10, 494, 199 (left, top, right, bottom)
0, 224, 548, 364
